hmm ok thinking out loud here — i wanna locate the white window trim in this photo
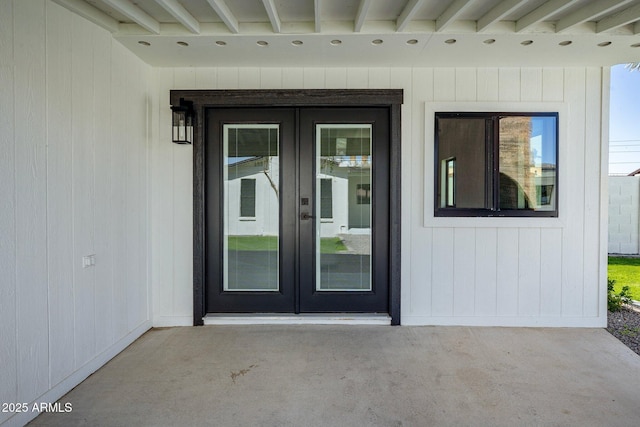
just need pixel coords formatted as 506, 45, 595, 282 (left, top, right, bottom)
424, 102, 568, 228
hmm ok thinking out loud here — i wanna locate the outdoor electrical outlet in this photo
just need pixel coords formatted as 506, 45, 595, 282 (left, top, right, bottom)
82, 255, 96, 268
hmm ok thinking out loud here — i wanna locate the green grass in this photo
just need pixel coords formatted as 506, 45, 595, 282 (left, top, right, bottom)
228, 236, 347, 254
320, 237, 348, 253
608, 256, 640, 301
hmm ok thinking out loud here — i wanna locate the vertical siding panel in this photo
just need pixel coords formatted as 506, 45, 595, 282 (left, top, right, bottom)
260, 68, 283, 89
431, 228, 454, 316
46, 2, 75, 386
518, 228, 541, 316
125, 56, 145, 329
433, 68, 455, 101
455, 68, 476, 101
172, 70, 196, 317
282, 67, 304, 88
346, 68, 368, 88
93, 29, 114, 353
0, 0, 17, 418
540, 228, 562, 316
137, 59, 150, 326
217, 67, 239, 89
174, 68, 195, 88
238, 67, 260, 88
476, 68, 499, 101
72, 16, 96, 368
303, 68, 325, 88
520, 68, 543, 101
475, 228, 497, 316
195, 68, 217, 89
542, 68, 564, 102
368, 68, 391, 88
583, 67, 602, 317
152, 68, 175, 321
496, 228, 518, 316
110, 44, 128, 338
392, 67, 414, 317
410, 229, 432, 315
498, 68, 520, 101
453, 228, 476, 315
562, 68, 586, 316
325, 68, 347, 88
409, 68, 432, 315
14, 0, 49, 401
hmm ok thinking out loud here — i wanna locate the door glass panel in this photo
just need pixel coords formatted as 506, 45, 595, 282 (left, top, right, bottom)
223, 124, 280, 291
316, 125, 372, 291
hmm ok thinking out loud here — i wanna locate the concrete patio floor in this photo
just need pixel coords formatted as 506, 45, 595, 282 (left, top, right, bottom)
30, 326, 640, 427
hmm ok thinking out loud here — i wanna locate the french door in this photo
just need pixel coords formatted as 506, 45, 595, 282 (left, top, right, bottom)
205, 107, 389, 314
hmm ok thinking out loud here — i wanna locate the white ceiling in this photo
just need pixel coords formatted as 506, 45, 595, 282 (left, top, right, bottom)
53, 0, 640, 67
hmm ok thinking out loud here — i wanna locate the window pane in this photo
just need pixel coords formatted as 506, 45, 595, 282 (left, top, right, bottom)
436, 118, 488, 209
499, 116, 557, 211
223, 125, 279, 291
316, 125, 372, 292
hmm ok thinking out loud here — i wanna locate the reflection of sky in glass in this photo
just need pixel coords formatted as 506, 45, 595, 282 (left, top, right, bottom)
530, 117, 556, 166
225, 156, 253, 165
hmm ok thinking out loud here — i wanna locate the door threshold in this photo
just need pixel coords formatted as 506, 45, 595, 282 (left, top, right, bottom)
203, 313, 391, 326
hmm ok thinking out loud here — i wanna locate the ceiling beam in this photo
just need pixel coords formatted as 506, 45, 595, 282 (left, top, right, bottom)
206, 0, 239, 34
436, 0, 475, 32
314, 0, 321, 33
556, 0, 631, 32
397, 0, 425, 32
354, 0, 372, 32
477, 0, 528, 32
515, 0, 577, 33
51, 0, 119, 33
101, 0, 160, 34
155, 0, 200, 34
596, 2, 640, 33
261, 0, 281, 33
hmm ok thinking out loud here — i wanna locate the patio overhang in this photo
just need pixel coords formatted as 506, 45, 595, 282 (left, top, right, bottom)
52, 0, 640, 67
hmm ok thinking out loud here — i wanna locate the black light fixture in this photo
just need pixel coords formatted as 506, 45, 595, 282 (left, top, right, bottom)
171, 98, 194, 144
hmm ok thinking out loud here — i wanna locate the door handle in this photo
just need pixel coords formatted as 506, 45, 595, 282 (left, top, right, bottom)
301, 212, 315, 220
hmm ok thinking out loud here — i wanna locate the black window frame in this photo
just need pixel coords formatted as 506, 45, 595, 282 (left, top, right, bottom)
434, 111, 558, 218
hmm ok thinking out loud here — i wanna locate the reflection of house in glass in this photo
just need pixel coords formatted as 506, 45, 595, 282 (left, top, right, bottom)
499, 116, 556, 212
226, 155, 371, 238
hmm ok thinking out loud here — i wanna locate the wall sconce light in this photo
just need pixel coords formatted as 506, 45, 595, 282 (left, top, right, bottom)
171, 98, 194, 144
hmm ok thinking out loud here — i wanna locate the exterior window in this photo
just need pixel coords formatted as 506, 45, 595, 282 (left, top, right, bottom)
320, 178, 333, 219
356, 183, 371, 204
240, 178, 256, 217
435, 112, 558, 217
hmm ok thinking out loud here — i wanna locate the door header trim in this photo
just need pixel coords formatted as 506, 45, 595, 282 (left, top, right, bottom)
170, 89, 403, 108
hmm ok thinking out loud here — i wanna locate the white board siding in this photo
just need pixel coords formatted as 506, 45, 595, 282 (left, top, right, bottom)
46, 2, 75, 387
15, 0, 49, 403
0, 2, 152, 425
93, 25, 115, 354
562, 68, 587, 317
474, 228, 497, 317
151, 65, 606, 328
72, 13, 97, 370
0, 1, 17, 424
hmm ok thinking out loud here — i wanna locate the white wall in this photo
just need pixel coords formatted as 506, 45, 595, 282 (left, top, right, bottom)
0, 2, 152, 426
151, 66, 608, 328
609, 176, 640, 254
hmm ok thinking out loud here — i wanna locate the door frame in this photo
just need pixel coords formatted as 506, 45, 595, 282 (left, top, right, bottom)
169, 89, 403, 325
